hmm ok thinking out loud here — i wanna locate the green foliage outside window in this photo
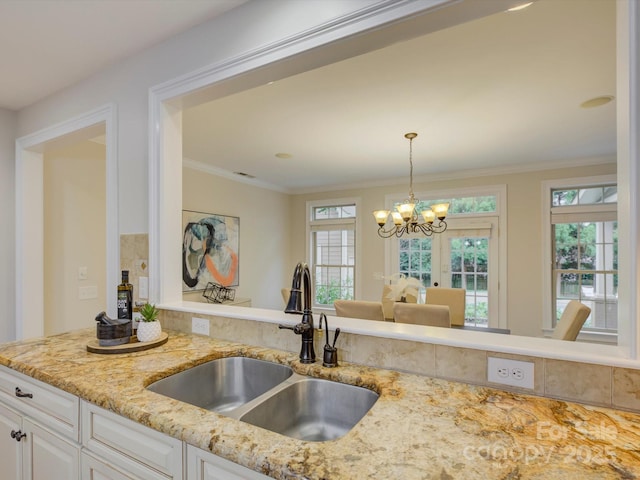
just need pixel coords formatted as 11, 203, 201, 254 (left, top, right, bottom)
315, 277, 354, 305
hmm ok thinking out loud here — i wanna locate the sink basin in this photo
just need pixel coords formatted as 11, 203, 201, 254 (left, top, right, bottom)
147, 356, 379, 441
239, 378, 379, 442
147, 357, 293, 413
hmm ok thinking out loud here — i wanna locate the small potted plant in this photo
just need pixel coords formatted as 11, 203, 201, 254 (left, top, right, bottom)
136, 303, 162, 342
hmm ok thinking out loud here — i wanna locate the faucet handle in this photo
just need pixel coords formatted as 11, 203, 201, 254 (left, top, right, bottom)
278, 323, 311, 335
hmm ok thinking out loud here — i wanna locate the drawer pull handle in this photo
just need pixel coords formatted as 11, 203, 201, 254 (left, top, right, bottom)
10, 430, 26, 442
15, 387, 33, 398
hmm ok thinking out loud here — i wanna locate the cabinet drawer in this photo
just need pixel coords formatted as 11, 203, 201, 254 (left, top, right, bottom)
187, 444, 271, 480
0, 365, 79, 441
82, 401, 183, 479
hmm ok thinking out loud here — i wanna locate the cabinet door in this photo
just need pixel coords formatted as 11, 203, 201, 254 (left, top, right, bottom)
23, 418, 79, 480
81, 451, 143, 480
0, 402, 22, 480
187, 444, 271, 480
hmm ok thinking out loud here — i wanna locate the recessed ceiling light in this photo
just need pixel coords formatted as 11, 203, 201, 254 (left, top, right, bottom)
234, 171, 255, 178
580, 95, 615, 108
275, 153, 293, 159
507, 2, 533, 12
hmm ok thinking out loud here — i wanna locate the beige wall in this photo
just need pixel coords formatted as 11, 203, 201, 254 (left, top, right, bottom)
43, 141, 106, 335
290, 161, 616, 337
182, 166, 291, 309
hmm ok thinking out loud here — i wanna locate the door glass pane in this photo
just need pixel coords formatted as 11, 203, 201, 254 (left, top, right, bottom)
448, 236, 489, 327
398, 236, 432, 287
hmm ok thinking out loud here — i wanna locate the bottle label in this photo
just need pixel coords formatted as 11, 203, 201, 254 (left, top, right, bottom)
117, 291, 132, 319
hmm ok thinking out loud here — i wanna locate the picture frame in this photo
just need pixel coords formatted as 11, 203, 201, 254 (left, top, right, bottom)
182, 210, 239, 292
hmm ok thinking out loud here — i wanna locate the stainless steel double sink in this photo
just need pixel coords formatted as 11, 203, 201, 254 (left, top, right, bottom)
147, 357, 379, 442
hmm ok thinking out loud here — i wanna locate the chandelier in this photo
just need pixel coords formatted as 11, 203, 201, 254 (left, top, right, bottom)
373, 133, 449, 238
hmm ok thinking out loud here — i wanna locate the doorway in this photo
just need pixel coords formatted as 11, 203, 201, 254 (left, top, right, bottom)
15, 104, 118, 339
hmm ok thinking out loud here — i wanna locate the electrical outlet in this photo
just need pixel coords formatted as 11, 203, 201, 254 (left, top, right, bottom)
78, 285, 97, 300
192, 317, 210, 336
487, 357, 534, 389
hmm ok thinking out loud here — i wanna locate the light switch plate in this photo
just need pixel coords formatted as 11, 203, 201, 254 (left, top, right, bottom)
78, 266, 88, 280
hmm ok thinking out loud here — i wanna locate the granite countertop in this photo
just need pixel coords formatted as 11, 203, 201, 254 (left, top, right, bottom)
1, 328, 639, 479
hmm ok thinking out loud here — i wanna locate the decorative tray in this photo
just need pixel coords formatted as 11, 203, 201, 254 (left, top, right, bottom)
86, 332, 168, 354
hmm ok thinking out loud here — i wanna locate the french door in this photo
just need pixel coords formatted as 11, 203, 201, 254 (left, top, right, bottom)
394, 218, 500, 327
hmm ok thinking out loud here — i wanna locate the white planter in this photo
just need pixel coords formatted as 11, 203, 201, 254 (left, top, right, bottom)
137, 321, 162, 342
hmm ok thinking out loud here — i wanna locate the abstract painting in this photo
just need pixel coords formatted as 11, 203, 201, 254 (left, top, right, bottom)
182, 210, 239, 291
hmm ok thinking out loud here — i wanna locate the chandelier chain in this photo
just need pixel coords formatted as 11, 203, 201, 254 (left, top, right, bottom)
408, 135, 414, 201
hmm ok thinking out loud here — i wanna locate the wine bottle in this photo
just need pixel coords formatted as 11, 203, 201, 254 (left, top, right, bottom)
117, 270, 133, 320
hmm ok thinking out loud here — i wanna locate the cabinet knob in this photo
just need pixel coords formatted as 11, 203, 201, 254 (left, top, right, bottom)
10, 430, 26, 442
15, 387, 33, 398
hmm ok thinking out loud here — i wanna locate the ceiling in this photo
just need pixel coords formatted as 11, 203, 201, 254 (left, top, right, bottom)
0, 0, 247, 111
182, 0, 617, 193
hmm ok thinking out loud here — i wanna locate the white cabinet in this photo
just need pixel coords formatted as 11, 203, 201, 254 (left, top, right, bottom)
82, 401, 183, 479
187, 444, 271, 480
0, 366, 80, 480
0, 366, 275, 480
0, 402, 22, 480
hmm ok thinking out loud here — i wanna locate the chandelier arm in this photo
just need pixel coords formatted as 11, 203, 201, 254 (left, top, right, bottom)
425, 220, 448, 234
415, 223, 435, 236
377, 226, 401, 238
395, 225, 408, 238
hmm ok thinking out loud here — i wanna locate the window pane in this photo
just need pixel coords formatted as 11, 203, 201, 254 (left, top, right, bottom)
475, 196, 497, 212
450, 197, 475, 214
603, 186, 617, 203
557, 272, 580, 299
311, 206, 356, 306
552, 189, 578, 206
552, 185, 616, 207
413, 196, 496, 215
554, 223, 579, 269
552, 218, 618, 332
578, 187, 604, 204
313, 204, 356, 220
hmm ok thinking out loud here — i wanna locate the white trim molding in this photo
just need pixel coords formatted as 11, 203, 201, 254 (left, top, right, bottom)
15, 104, 118, 339
149, 1, 639, 365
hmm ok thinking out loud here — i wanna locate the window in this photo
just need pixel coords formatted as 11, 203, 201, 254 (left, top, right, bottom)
309, 201, 357, 308
550, 183, 618, 334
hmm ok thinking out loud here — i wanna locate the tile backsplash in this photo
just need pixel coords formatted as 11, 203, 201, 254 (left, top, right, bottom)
160, 309, 640, 414
119, 233, 149, 304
